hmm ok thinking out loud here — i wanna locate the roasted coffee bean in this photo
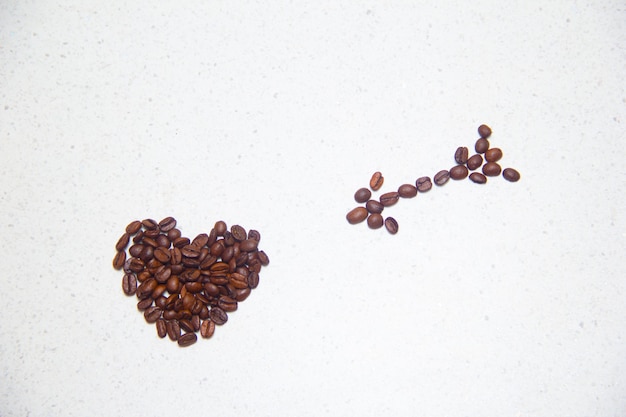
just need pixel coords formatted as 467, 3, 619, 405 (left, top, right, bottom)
354, 188, 372, 203
169, 247, 182, 265
454, 146, 469, 164
257, 251, 270, 266
177, 332, 197, 347
155, 296, 168, 309
221, 246, 234, 263
138, 245, 154, 262
223, 231, 236, 246
367, 213, 384, 229
132, 230, 144, 243
369, 171, 384, 191
199, 255, 218, 270
151, 284, 167, 299
200, 319, 216, 338
178, 319, 194, 333
144, 229, 160, 239
248, 229, 261, 242
192, 233, 209, 248
478, 124, 492, 139
434, 170, 450, 186
129, 244, 144, 258
482, 162, 502, 177
365, 200, 384, 214
346, 207, 368, 224
137, 297, 153, 311
142, 219, 158, 230
128, 258, 145, 273
466, 154, 483, 170
122, 273, 137, 296
485, 148, 503, 162
154, 247, 171, 263
379, 191, 400, 207
240, 239, 258, 252
126, 220, 142, 234
209, 241, 225, 257
173, 237, 190, 248
398, 184, 417, 198
116, 233, 131, 251
475, 138, 490, 154
144, 306, 162, 323
449, 165, 469, 180
155, 234, 170, 249
234, 287, 251, 302
158, 217, 177, 232
181, 245, 200, 258
502, 168, 521, 182
137, 278, 157, 299
166, 320, 181, 341
163, 309, 178, 321
247, 271, 260, 289
230, 225, 247, 241
185, 281, 203, 293
218, 296, 238, 312
112, 251, 126, 270
416, 176, 432, 192
210, 307, 228, 325
191, 315, 201, 332
214, 221, 227, 236
167, 228, 182, 240
469, 172, 487, 184
156, 319, 167, 338
384, 217, 399, 235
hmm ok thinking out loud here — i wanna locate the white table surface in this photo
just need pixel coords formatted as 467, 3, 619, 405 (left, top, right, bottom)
1, 1, 625, 416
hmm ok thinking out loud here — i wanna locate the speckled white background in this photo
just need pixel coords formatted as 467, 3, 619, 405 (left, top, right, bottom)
1, 1, 625, 416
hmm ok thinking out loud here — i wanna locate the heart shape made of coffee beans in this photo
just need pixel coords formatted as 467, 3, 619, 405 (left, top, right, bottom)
113, 217, 269, 347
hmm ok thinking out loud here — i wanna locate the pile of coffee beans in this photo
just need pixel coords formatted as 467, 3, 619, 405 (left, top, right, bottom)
112, 217, 269, 347
346, 124, 521, 234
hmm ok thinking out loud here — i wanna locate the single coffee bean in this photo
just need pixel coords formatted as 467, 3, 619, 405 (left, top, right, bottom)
138, 245, 154, 262
398, 184, 417, 198
482, 162, 502, 177
454, 146, 469, 164
469, 172, 487, 184
181, 244, 200, 258
379, 191, 400, 207
475, 138, 490, 154
112, 251, 126, 270
178, 319, 195, 333
153, 247, 171, 263
210, 307, 228, 325
434, 170, 450, 186
449, 165, 469, 180
257, 250, 270, 266
128, 257, 145, 273
354, 187, 372, 203
144, 306, 162, 323
367, 213, 384, 229
218, 296, 238, 312
502, 168, 521, 182
240, 238, 258, 252
155, 234, 170, 248
166, 320, 181, 341
144, 229, 160, 239
167, 228, 182, 240
230, 225, 247, 241
137, 297, 153, 311
126, 220, 142, 235
234, 287, 252, 302
200, 319, 216, 338
214, 220, 227, 236
384, 217, 399, 235
247, 271, 260, 289
369, 171, 384, 191
115, 233, 131, 251
158, 216, 176, 232
248, 229, 261, 242
346, 207, 368, 224
191, 314, 201, 332
365, 200, 384, 214
466, 154, 484, 170
416, 176, 432, 192
170, 247, 182, 265
177, 332, 198, 347
128, 244, 144, 258
141, 219, 159, 230
156, 319, 167, 338
478, 124, 492, 139
485, 148, 503, 162
122, 273, 137, 296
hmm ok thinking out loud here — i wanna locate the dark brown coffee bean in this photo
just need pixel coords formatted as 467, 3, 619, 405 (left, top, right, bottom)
138, 245, 154, 262
181, 244, 200, 258
502, 168, 521, 182
177, 332, 197, 347
158, 217, 176, 232
166, 320, 181, 341
416, 176, 432, 192
191, 315, 201, 332
214, 221, 227, 236
141, 219, 158, 230
170, 247, 182, 265
247, 271, 259, 289
434, 170, 450, 186
210, 307, 228, 325
454, 146, 469, 164
200, 319, 216, 338
144, 229, 160, 239
137, 278, 157, 299
155, 295, 168, 309
126, 220, 142, 234
482, 162, 502, 177
132, 230, 144, 243
137, 297, 153, 311
167, 228, 182, 240
128, 257, 145, 273
144, 306, 162, 323
367, 213, 384, 229
223, 231, 236, 246
192, 233, 209, 248
478, 124, 492, 139
449, 165, 469, 180
248, 229, 261, 242
156, 319, 167, 338
384, 217, 399, 235
354, 187, 372, 203
185, 281, 203, 293
153, 247, 171, 263
218, 296, 238, 312
379, 191, 399, 207
469, 172, 487, 184
398, 184, 417, 198
369, 171, 384, 191
346, 207, 368, 224
466, 154, 484, 170
199, 255, 218, 270
485, 148, 503, 162
128, 244, 143, 258
173, 237, 190, 248
178, 319, 194, 333
257, 250, 269, 266
234, 287, 251, 302
475, 138, 490, 154
240, 239, 258, 252
209, 241, 225, 257
122, 273, 137, 296
230, 225, 247, 241
112, 251, 126, 270
365, 200, 384, 214
115, 233, 131, 251
151, 284, 167, 299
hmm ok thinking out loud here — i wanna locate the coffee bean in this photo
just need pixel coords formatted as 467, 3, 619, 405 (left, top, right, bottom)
178, 319, 195, 333
478, 124, 492, 139
166, 320, 181, 341
234, 287, 251, 302
126, 220, 142, 234
122, 273, 137, 296
158, 216, 176, 232
191, 233, 209, 248
502, 168, 521, 182
154, 247, 171, 263
258, 250, 270, 266
115, 233, 131, 251
247, 271, 259, 289
200, 319, 216, 338
449, 165, 469, 180
416, 176, 432, 192
138, 245, 154, 262
466, 154, 483, 170
167, 228, 182, 240
177, 332, 197, 347
384, 217, 399, 235
230, 225, 247, 241
485, 148, 503, 162
346, 207, 368, 224
369, 171, 384, 191
142, 219, 158, 230
155, 234, 170, 248
214, 220, 227, 236
379, 191, 400, 207
367, 213, 384, 229
469, 172, 487, 184
144, 306, 162, 323
181, 245, 200, 258
365, 200, 384, 214
475, 138, 490, 154
137, 297, 153, 311
240, 239, 258, 252
210, 307, 228, 325
454, 146, 469, 164
248, 229, 261, 242
482, 162, 502, 177
173, 237, 190, 248
112, 251, 126, 270
156, 319, 167, 338
354, 187, 372, 203
218, 296, 238, 312
398, 184, 417, 198
434, 170, 450, 186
